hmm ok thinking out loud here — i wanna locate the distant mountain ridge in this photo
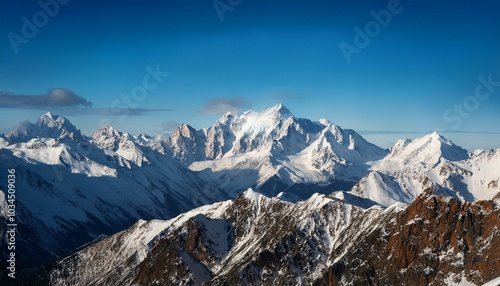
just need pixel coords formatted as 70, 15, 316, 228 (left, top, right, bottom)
0, 103, 499, 272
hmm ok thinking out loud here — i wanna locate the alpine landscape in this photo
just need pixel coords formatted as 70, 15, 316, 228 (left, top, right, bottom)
1, 0, 499, 285
1, 104, 500, 285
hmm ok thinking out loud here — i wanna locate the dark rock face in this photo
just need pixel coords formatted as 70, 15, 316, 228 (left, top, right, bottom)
133, 216, 234, 285
318, 190, 500, 286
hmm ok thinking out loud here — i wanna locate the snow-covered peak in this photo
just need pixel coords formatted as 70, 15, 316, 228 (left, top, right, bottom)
164, 104, 327, 161
37, 112, 67, 127
92, 125, 121, 139
242, 188, 265, 203
387, 132, 469, 164
366, 132, 477, 203
91, 126, 124, 150
319, 118, 330, 126
236, 104, 293, 131
90, 125, 151, 167
235, 103, 293, 128
6, 112, 82, 143
173, 124, 197, 138
317, 123, 387, 158
218, 111, 236, 125
218, 104, 296, 155
262, 103, 294, 120
322, 123, 344, 140
37, 112, 70, 128
425, 131, 455, 146
41, 111, 54, 119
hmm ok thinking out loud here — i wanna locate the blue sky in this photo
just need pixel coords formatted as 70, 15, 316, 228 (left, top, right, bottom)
1, 0, 500, 150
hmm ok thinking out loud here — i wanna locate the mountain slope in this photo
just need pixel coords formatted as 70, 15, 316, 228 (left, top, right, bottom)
0, 114, 230, 265
318, 190, 500, 286
351, 132, 499, 207
21, 189, 372, 285
21, 189, 500, 286
186, 104, 388, 197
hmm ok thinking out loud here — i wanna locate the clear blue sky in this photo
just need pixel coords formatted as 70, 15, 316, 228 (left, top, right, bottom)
1, 0, 500, 150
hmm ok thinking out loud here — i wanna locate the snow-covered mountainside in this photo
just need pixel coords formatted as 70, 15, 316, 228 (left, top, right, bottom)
4, 112, 85, 145
353, 132, 500, 207
21, 188, 500, 286
158, 104, 499, 204
0, 113, 230, 265
168, 104, 389, 197
1, 104, 499, 278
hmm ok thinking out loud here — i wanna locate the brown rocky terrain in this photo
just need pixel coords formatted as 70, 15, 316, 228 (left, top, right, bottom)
318, 189, 500, 286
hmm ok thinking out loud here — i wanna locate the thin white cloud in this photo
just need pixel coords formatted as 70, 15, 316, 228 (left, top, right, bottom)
160, 121, 180, 132
197, 97, 250, 115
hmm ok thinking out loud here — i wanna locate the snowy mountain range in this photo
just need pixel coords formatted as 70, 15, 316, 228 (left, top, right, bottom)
1, 104, 499, 285
0, 112, 230, 265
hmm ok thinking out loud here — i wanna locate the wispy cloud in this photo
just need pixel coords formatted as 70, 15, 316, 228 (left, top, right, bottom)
53, 107, 173, 116
197, 97, 250, 115
0, 89, 173, 116
269, 92, 306, 100
160, 121, 180, 132
0, 88, 93, 108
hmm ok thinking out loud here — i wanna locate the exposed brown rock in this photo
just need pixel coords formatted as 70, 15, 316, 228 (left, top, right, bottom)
317, 190, 500, 286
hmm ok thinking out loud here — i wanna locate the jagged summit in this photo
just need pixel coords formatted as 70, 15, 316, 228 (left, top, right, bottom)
386, 132, 469, 164
6, 112, 83, 143
319, 118, 330, 126
256, 102, 294, 121
176, 123, 197, 135
234, 103, 294, 136
241, 187, 266, 202
425, 131, 458, 146
268, 102, 293, 117
92, 125, 121, 139
218, 111, 236, 125
41, 111, 55, 119
37, 111, 70, 127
